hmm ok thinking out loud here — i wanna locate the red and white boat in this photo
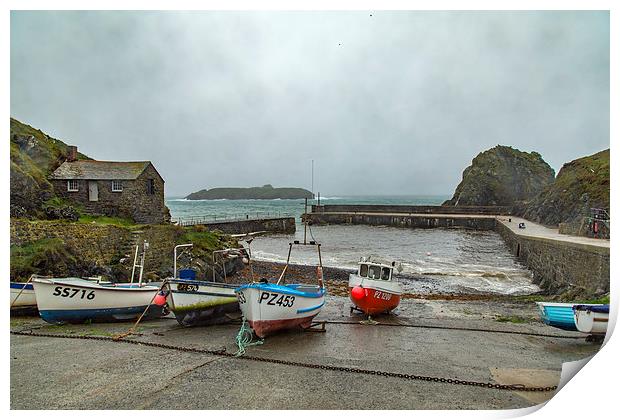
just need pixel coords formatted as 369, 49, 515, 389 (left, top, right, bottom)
349, 258, 402, 316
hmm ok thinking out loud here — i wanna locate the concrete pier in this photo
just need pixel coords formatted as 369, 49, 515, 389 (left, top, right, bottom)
305, 211, 498, 230
496, 217, 609, 295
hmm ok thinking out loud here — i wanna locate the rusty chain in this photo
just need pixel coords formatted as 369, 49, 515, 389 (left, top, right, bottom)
11, 329, 557, 393
321, 320, 582, 339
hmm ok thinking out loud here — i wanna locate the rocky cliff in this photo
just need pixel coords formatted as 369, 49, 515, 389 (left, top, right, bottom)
443, 145, 555, 207
522, 149, 609, 227
10, 118, 89, 218
187, 184, 314, 200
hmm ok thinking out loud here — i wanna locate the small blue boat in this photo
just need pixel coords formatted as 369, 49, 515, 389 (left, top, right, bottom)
536, 302, 608, 331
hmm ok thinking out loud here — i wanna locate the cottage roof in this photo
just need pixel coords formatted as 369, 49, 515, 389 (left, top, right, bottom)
50, 160, 153, 180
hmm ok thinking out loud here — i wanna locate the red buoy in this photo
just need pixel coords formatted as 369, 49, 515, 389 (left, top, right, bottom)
153, 293, 167, 306
351, 286, 365, 300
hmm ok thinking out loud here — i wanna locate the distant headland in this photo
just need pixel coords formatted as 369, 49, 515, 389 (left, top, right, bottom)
185, 184, 314, 200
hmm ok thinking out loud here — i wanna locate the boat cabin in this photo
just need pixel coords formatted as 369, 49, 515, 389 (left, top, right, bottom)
357, 260, 394, 281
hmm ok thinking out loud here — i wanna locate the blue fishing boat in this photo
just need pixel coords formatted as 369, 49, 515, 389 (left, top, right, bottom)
536, 302, 607, 331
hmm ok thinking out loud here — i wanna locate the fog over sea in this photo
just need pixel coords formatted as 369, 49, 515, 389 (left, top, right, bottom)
166, 195, 538, 296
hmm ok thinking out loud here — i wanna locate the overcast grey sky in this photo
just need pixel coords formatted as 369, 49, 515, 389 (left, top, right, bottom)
11, 11, 609, 197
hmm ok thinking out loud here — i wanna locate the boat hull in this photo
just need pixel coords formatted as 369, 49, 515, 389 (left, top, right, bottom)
167, 279, 240, 327
348, 274, 402, 316
32, 278, 163, 324
10, 282, 37, 308
235, 283, 325, 338
536, 302, 608, 332
574, 305, 609, 335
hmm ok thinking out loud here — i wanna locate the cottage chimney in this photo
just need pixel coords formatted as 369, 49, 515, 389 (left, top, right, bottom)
67, 146, 78, 162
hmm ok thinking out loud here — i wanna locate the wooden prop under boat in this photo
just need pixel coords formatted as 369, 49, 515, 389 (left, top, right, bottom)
349, 258, 403, 316
536, 302, 608, 332
573, 304, 609, 335
235, 240, 326, 338
31, 241, 165, 324
166, 244, 244, 326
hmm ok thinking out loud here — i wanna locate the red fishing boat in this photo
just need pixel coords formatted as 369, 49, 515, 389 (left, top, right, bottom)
349, 257, 403, 317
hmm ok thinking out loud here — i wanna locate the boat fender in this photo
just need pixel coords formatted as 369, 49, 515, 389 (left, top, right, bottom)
154, 291, 167, 306
351, 286, 365, 300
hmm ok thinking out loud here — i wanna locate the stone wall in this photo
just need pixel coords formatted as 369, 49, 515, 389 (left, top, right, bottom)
11, 220, 200, 281
304, 213, 497, 230
51, 164, 167, 224
311, 204, 511, 215
495, 222, 610, 297
200, 217, 296, 234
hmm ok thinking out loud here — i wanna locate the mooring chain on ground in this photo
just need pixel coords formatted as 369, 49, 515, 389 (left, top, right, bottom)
319, 320, 582, 339
10, 330, 557, 393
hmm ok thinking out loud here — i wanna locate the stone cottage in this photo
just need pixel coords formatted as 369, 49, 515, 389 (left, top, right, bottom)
50, 146, 169, 224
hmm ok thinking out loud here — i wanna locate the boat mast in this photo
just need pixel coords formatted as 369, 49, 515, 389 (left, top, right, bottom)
303, 197, 308, 245
311, 159, 314, 197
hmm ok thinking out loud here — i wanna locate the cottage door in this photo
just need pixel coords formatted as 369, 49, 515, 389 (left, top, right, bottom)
88, 181, 99, 201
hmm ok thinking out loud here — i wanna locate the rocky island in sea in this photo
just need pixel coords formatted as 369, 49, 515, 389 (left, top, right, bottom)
185, 184, 314, 200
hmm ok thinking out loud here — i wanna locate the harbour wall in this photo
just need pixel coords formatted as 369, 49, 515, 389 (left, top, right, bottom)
199, 217, 296, 234
304, 212, 497, 230
10, 219, 186, 279
304, 207, 609, 298
495, 221, 610, 297
311, 204, 511, 215
10, 220, 243, 282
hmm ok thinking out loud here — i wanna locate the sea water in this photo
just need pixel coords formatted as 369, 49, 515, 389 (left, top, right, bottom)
166, 196, 538, 295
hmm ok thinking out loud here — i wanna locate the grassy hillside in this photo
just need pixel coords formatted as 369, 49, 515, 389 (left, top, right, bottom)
523, 149, 609, 226
10, 118, 89, 218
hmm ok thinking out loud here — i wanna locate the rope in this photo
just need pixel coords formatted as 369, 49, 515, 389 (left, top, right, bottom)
234, 317, 263, 357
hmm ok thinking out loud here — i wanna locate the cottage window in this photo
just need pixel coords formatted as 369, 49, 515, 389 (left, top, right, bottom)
111, 180, 123, 192
67, 180, 79, 192
147, 179, 155, 195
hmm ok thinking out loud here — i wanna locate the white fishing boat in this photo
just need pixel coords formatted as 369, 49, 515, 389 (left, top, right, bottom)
32, 241, 164, 324
573, 304, 609, 335
166, 244, 241, 326
235, 240, 326, 338
10, 282, 37, 308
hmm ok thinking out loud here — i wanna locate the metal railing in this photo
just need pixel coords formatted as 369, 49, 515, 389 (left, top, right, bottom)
173, 211, 296, 227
